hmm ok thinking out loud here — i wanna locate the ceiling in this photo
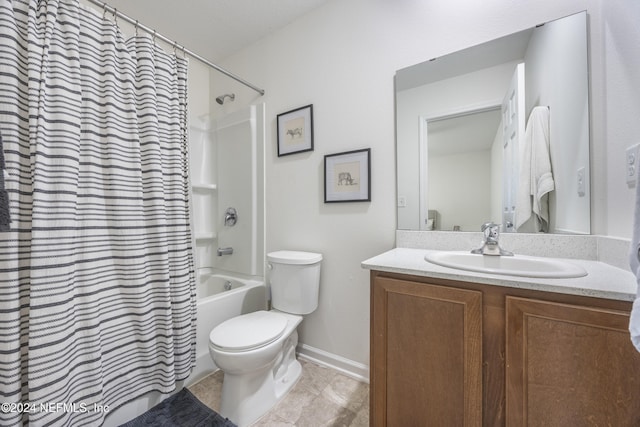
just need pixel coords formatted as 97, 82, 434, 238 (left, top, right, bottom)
101, 0, 330, 63
395, 28, 533, 92
429, 109, 503, 156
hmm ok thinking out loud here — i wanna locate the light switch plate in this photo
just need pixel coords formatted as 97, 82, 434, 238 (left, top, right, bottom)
577, 167, 586, 197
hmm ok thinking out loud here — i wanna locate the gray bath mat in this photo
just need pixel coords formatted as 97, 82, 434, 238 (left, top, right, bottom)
120, 388, 236, 427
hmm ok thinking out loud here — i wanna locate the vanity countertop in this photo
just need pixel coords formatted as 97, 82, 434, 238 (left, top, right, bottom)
362, 248, 637, 302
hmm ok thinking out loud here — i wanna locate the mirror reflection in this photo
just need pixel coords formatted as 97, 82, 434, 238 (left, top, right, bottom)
396, 11, 590, 234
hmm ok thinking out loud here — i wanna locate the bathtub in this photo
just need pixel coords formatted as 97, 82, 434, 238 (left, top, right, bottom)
189, 273, 267, 384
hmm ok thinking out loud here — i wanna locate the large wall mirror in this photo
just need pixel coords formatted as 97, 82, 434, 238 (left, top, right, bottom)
396, 11, 590, 234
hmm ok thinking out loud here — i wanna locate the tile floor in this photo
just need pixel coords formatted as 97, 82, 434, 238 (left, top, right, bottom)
188, 358, 369, 426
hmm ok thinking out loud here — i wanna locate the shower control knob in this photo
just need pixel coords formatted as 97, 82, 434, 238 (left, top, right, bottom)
224, 207, 237, 226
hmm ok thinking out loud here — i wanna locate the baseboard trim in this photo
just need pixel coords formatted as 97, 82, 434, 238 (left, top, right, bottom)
297, 343, 370, 384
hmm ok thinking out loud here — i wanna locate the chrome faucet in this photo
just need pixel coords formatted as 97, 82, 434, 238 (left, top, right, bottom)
217, 247, 234, 256
471, 222, 513, 256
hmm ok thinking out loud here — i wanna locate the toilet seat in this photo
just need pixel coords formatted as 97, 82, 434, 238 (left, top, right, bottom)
209, 310, 287, 352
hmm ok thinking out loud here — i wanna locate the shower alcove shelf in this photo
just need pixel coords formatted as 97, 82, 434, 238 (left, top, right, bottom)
189, 118, 219, 269
194, 232, 217, 242
192, 183, 218, 242
192, 183, 218, 191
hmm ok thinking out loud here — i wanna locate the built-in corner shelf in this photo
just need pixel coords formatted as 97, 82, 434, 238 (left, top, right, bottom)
192, 183, 217, 191
195, 232, 217, 242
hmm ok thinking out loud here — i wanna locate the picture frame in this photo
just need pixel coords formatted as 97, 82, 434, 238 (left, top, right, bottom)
324, 148, 371, 203
277, 104, 314, 156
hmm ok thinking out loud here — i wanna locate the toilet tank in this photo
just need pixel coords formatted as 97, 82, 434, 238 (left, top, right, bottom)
267, 251, 322, 315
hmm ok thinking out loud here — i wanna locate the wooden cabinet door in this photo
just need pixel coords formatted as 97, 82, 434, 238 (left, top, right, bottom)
506, 296, 640, 426
371, 275, 483, 427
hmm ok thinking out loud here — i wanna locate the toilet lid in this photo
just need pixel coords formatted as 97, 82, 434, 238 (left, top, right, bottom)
267, 250, 322, 265
209, 311, 288, 351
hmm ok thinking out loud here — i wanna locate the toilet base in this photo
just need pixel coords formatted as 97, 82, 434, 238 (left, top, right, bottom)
272, 331, 301, 400
218, 328, 302, 426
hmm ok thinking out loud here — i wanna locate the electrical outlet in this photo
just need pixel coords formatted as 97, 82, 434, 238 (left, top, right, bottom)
626, 143, 640, 187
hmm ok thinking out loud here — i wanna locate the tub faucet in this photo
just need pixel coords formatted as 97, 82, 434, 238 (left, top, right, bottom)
217, 247, 234, 256
471, 222, 513, 256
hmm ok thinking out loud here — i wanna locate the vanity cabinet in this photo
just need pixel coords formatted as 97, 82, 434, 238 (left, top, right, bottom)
370, 271, 640, 427
370, 275, 483, 426
506, 296, 640, 426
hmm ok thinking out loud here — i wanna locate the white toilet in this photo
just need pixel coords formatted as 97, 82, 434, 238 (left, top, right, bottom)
208, 250, 322, 426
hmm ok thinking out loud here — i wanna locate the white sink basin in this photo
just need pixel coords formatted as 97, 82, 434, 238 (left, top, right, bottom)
424, 251, 588, 278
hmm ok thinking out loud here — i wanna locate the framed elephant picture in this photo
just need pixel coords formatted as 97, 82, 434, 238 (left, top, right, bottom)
276, 104, 314, 156
324, 148, 371, 203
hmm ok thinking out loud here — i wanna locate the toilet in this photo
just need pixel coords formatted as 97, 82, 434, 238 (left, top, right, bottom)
208, 250, 322, 426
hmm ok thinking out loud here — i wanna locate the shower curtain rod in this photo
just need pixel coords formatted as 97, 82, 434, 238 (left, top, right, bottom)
85, 0, 265, 96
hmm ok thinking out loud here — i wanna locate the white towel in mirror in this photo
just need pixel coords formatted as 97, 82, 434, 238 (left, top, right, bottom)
515, 106, 554, 232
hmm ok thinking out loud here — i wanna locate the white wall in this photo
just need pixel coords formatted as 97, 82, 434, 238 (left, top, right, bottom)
429, 150, 492, 231
600, 0, 640, 237
524, 12, 590, 234
210, 0, 640, 368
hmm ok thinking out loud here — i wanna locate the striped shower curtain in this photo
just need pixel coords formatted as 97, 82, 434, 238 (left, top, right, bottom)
0, 1, 197, 426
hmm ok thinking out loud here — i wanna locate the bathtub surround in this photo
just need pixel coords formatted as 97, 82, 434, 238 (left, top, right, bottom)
212, 105, 266, 277
189, 104, 266, 278
0, 2, 195, 426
